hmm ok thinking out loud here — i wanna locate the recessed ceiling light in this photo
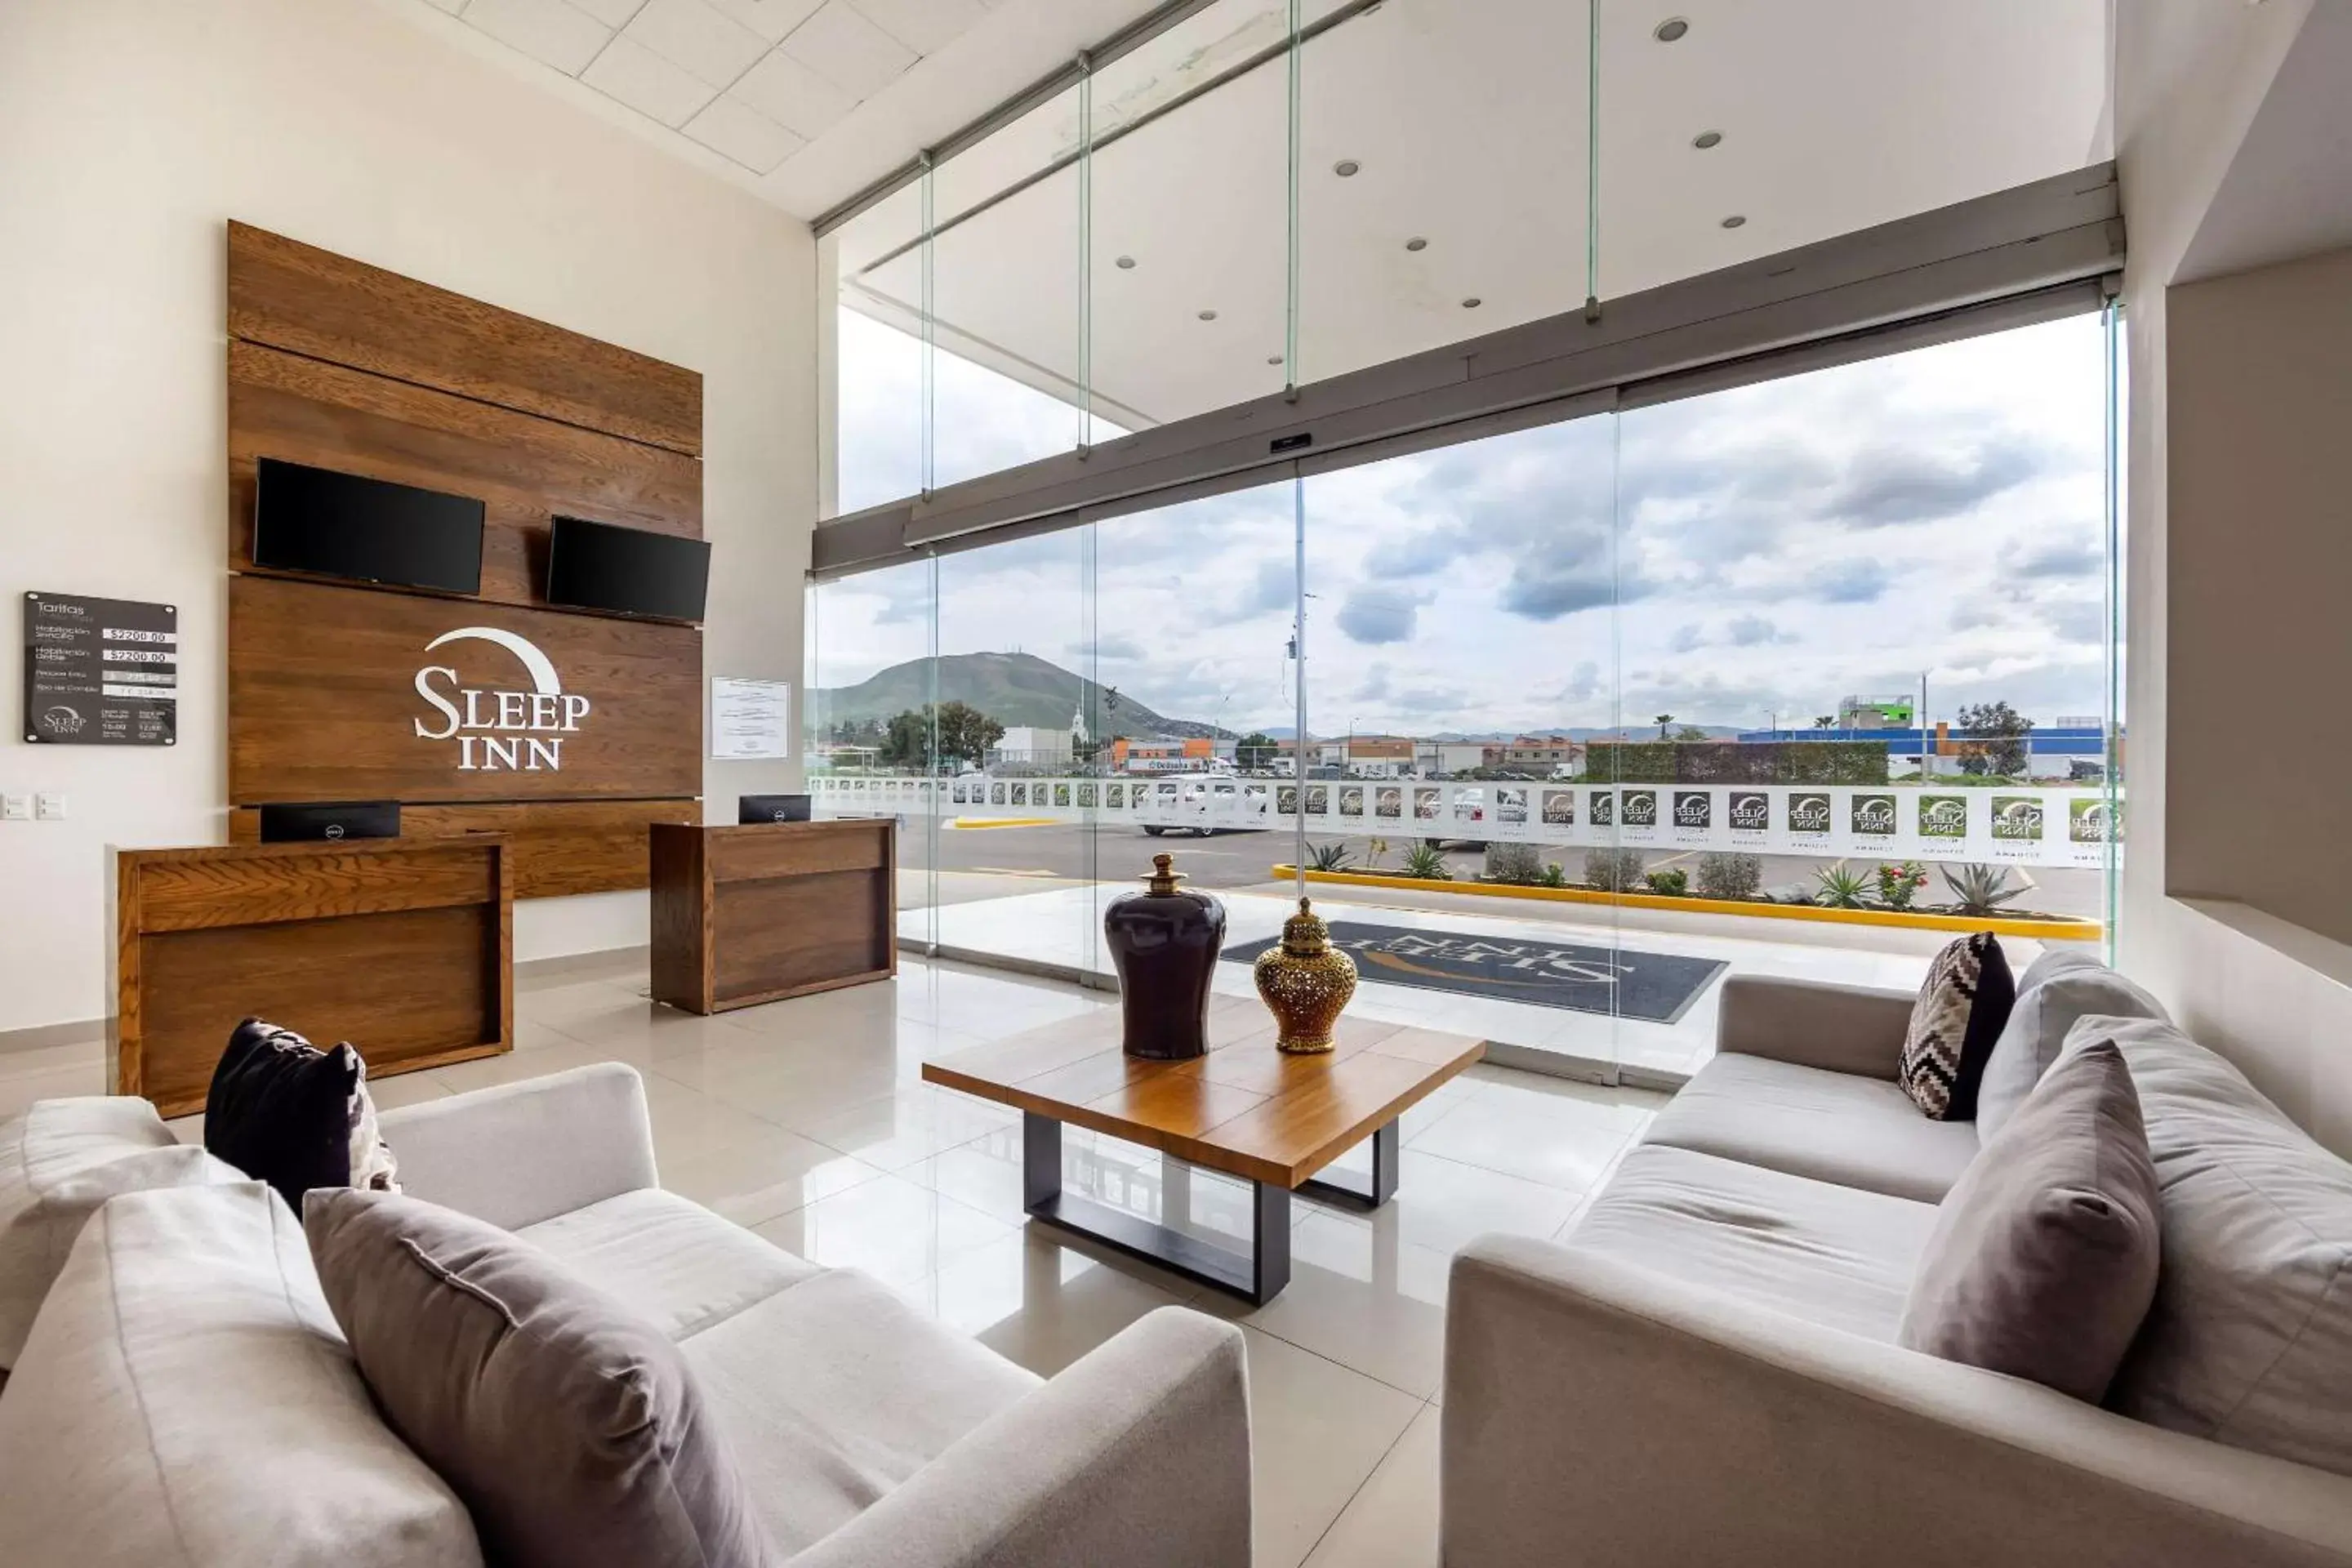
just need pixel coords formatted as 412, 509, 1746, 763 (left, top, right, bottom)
1693, 130, 1722, 149
1461, 296, 1482, 309
1720, 214, 1747, 229
1267, 354, 1285, 366
1115, 254, 1137, 269
1334, 159, 1361, 177
1198, 309, 1218, 321
1405, 236, 1428, 252
1654, 16, 1689, 42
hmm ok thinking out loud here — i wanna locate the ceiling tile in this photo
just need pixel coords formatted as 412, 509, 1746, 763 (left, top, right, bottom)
621, 0, 771, 86
566, 0, 649, 25
463, 0, 612, 74
581, 33, 720, 125
731, 47, 858, 140
685, 95, 808, 172
702, 0, 826, 44
780, 1, 917, 100
848, 0, 987, 58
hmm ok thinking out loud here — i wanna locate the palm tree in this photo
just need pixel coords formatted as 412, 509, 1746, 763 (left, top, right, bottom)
1812, 715, 1838, 729
1654, 712, 1674, 741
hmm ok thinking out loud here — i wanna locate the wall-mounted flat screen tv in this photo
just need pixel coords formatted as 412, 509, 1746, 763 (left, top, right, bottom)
252, 457, 485, 594
546, 515, 710, 621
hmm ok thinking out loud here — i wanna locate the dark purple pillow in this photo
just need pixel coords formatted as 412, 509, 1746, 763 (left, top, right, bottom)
203, 1018, 399, 1209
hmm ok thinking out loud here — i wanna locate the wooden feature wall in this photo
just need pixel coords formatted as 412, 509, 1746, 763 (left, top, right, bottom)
225, 223, 704, 896
111, 838, 514, 1118
649, 821, 896, 1014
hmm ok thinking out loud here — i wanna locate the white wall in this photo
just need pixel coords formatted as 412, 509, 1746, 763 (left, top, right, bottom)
0, 0, 815, 1034
2114, 0, 2352, 1155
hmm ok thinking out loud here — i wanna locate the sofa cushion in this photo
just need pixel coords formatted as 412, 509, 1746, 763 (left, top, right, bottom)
1976, 950, 2168, 1138
0, 1095, 242, 1368
1643, 1052, 1981, 1203
515, 1186, 818, 1339
205, 1018, 400, 1210
0, 1182, 481, 1568
305, 1187, 776, 1568
1899, 1036, 2161, 1401
2101, 1017, 2352, 1477
685, 1267, 1043, 1552
1566, 1143, 1939, 1341
1898, 932, 2016, 1120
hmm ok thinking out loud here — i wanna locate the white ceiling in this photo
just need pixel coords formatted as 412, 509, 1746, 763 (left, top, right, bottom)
382, 0, 1176, 218
836, 0, 2112, 428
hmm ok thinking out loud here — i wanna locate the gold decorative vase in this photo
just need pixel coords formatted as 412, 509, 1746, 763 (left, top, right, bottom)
1253, 898, 1357, 1054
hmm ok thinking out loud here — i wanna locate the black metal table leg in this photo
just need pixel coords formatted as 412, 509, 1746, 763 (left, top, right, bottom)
1298, 1118, 1401, 1209
1022, 1111, 1295, 1304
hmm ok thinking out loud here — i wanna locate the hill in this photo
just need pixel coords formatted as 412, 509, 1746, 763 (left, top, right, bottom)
812, 652, 1231, 739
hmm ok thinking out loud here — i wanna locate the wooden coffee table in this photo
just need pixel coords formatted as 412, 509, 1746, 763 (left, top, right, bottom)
921, 1000, 1484, 1304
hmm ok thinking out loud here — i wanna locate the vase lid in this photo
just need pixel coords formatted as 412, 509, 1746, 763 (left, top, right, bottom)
1143, 853, 1187, 895
1281, 896, 1331, 956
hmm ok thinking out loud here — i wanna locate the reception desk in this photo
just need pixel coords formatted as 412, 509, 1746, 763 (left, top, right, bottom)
649, 819, 896, 1014
111, 836, 514, 1118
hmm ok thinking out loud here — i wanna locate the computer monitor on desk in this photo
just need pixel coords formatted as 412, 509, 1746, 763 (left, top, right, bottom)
738, 794, 812, 825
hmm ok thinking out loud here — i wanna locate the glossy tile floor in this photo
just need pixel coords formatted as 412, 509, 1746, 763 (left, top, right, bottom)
2, 953, 1670, 1568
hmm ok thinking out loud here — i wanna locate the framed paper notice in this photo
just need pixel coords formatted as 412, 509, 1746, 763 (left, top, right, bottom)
24, 591, 178, 746
709, 677, 791, 760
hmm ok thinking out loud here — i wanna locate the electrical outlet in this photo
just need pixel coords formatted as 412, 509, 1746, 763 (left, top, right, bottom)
0, 795, 28, 822
34, 792, 65, 821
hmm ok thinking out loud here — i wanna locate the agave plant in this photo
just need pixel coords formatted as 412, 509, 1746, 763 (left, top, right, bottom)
1813, 861, 1873, 909
1940, 861, 2028, 915
1401, 841, 1451, 880
1537, 862, 1569, 888
1309, 840, 1354, 872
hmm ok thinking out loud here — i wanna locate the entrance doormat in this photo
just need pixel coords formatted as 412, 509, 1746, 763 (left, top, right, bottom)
1220, 922, 1729, 1024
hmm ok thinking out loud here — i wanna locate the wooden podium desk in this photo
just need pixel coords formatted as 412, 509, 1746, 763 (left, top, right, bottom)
111, 836, 514, 1118
649, 819, 896, 1015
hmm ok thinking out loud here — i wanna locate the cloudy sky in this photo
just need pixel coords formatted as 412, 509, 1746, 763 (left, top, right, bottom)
819, 308, 2117, 741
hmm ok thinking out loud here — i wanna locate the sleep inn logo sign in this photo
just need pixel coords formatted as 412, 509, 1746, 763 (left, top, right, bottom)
412, 628, 591, 772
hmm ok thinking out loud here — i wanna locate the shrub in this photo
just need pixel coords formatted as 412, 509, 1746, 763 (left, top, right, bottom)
1537, 862, 1569, 888
1644, 866, 1690, 897
1584, 739, 1889, 785
1309, 841, 1353, 872
1694, 851, 1762, 901
1401, 841, 1451, 880
1814, 862, 1873, 909
1941, 861, 2027, 915
1873, 859, 1929, 910
1483, 842, 1545, 884
1583, 846, 1646, 891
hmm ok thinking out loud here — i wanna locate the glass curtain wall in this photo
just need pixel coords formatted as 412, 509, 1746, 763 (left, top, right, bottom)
808, 1, 2120, 1079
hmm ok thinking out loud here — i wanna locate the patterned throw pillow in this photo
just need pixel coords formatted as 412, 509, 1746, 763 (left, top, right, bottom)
1900, 933, 2017, 1120
203, 1019, 400, 1209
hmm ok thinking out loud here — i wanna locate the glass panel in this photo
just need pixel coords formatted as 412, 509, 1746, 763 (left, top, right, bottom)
1608, 311, 2116, 1074
1296, 411, 1622, 1071
1595, 2, 2109, 300
826, 180, 929, 518
804, 557, 938, 950
1296, 0, 1592, 384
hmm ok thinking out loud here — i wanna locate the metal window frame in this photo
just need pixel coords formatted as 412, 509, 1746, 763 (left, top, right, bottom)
811, 162, 2123, 581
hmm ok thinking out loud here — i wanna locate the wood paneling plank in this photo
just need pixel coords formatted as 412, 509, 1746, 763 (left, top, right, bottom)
229, 799, 697, 898
228, 222, 702, 456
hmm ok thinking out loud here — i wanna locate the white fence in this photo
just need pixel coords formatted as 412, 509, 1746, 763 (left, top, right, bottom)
810, 773, 2121, 871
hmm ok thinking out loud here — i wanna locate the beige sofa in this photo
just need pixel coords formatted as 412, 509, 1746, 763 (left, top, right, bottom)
0, 1064, 1252, 1566
1443, 964, 2352, 1568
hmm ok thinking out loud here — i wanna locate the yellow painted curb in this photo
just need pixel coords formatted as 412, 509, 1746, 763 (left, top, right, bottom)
1272, 866, 2100, 942
948, 817, 1061, 830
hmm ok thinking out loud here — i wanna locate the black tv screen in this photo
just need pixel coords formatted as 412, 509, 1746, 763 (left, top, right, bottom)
546, 516, 710, 621
252, 458, 484, 594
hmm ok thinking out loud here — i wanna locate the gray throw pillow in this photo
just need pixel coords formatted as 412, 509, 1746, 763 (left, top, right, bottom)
1898, 1036, 2160, 1401
304, 1187, 777, 1568
1976, 951, 2167, 1139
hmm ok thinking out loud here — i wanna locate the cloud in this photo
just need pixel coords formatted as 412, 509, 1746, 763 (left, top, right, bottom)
1337, 586, 1426, 645
1726, 615, 1789, 646
2006, 535, 2105, 579
1236, 558, 1298, 617
1670, 623, 1705, 653
1083, 634, 1146, 661
1811, 559, 1891, 604
1351, 662, 1392, 702
1502, 566, 1620, 620
1364, 527, 1468, 579
1554, 661, 1604, 703
1825, 435, 2046, 528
